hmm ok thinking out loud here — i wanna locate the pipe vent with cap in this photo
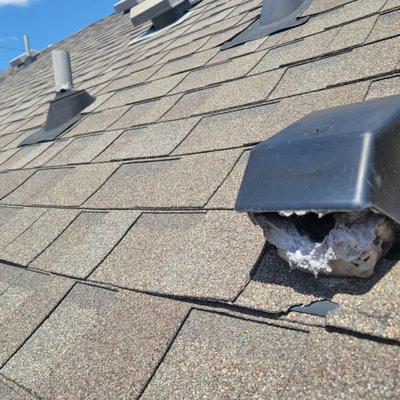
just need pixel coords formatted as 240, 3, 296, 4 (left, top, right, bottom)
19, 50, 95, 147
221, 0, 312, 50
130, 0, 192, 30
9, 35, 39, 68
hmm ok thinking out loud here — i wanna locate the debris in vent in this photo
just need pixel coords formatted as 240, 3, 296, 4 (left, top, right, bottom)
251, 211, 397, 278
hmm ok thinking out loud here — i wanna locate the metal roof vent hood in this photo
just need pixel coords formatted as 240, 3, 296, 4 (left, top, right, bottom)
19, 50, 95, 147
9, 35, 39, 68
236, 95, 400, 278
222, 0, 312, 50
130, 0, 192, 30
114, 0, 144, 13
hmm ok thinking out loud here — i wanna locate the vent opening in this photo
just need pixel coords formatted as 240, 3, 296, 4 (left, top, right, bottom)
19, 50, 95, 147
221, 0, 312, 50
251, 211, 397, 279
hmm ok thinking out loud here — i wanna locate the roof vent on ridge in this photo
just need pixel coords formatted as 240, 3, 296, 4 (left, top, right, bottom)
130, 0, 192, 30
19, 50, 95, 147
9, 35, 39, 68
114, 0, 144, 14
221, 0, 312, 50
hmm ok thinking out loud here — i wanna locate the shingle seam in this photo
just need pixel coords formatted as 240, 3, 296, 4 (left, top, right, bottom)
0, 373, 41, 400
204, 148, 247, 207
27, 211, 83, 267
136, 309, 193, 399
3, 209, 47, 249
84, 212, 142, 279
326, 326, 400, 347
0, 171, 34, 202
0, 281, 77, 369
232, 241, 269, 303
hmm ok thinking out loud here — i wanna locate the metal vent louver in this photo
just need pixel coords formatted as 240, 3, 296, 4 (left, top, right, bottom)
19, 50, 95, 147
236, 94, 400, 225
222, 0, 312, 50
130, 0, 192, 30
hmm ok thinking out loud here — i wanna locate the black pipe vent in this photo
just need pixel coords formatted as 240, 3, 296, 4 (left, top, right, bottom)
19, 50, 94, 147
221, 0, 312, 50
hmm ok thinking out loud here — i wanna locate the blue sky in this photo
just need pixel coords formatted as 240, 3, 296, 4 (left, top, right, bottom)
0, 0, 113, 71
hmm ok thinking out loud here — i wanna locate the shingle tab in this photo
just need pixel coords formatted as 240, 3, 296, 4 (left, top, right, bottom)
366, 75, 400, 99
141, 310, 400, 399
95, 118, 199, 161
45, 130, 122, 166
90, 211, 264, 300
2, 283, 190, 399
163, 69, 284, 120
171, 51, 266, 93
63, 107, 129, 137
0, 143, 52, 171
0, 265, 73, 366
367, 9, 400, 42
109, 94, 181, 129
327, 259, 400, 341
270, 37, 400, 99
1, 209, 79, 266
85, 150, 241, 209
0, 170, 34, 200
207, 151, 249, 208
30, 211, 140, 278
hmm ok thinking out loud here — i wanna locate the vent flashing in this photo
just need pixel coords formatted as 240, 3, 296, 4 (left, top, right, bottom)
19, 50, 95, 147
9, 35, 39, 68
221, 0, 312, 50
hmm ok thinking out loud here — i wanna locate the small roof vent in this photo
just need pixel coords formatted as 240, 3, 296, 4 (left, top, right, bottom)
114, 0, 144, 14
236, 95, 400, 278
130, 0, 192, 30
222, 0, 311, 50
19, 50, 95, 147
9, 35, 39, 68
236, 94, 400, 223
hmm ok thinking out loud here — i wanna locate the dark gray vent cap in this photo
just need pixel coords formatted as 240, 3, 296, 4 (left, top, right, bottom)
235, 94, 400, 225
222, 0, 312, 50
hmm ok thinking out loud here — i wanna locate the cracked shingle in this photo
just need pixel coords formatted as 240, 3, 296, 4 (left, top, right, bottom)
141, 309, 400, 399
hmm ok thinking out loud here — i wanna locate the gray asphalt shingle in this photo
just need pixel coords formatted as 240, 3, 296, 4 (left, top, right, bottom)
85, 150, 241, 209
1, 283, 190, 399
90, 211, 264, 300
0, 265, 73, 366
30, 211, 140, 278
141, 309, 400, 399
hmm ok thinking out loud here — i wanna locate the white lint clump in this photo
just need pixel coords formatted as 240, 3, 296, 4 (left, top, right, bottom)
251, 211, 397, 278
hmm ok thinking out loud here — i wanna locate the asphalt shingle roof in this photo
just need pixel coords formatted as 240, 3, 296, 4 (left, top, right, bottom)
0, 0, 399, 398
